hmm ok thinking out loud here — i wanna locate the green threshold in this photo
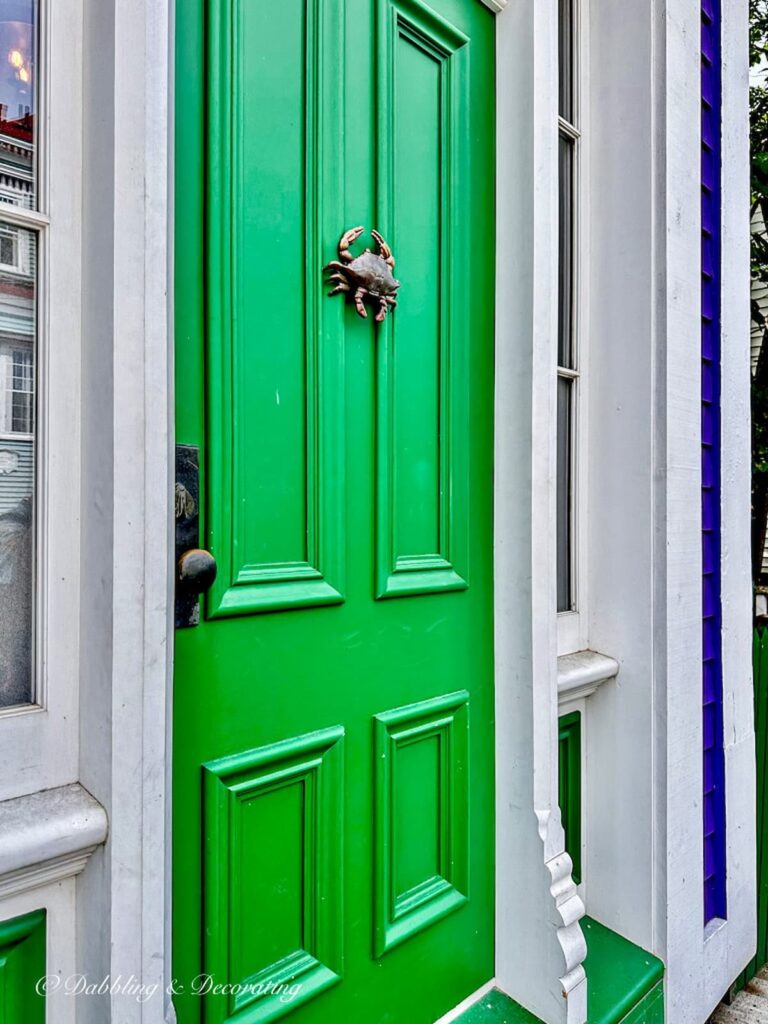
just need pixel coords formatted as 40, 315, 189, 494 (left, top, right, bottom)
454, 918, 664, 1024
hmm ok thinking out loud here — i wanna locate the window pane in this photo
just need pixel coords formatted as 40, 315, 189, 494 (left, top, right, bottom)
557, 376, 573, 613
559, 135, 575, 369
0, 0, 37, 210
0, 219, 35, 707
558, 0, 574, 122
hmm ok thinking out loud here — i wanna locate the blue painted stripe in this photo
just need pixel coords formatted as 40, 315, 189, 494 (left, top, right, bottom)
701, 0, 727, 924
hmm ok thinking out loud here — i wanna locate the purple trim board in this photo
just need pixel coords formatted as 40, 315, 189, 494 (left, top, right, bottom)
701, 0, 727, 925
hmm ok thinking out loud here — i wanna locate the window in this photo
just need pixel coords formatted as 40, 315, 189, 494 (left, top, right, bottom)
557, 0, 580, 616
0, 0, 84, 800
0, 224, 17, 268
10, 348, 32, 431
0, 0, 37, 709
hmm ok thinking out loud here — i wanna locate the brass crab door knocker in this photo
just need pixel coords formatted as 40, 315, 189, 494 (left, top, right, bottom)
324, 226, 400, 322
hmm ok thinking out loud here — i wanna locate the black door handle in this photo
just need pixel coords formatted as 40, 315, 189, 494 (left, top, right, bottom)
177, 548, 217, 594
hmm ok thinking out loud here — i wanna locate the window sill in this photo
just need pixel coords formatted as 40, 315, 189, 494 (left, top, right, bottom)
558, 650, 619, 707
0, 783, 108, 899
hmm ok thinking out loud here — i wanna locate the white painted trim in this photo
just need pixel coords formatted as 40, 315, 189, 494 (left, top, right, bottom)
557, 0, 591, 658
557, 650, 618, 706
0, 849, 100, 901
480, 0, 508, 12
652, 0, 754, 1020
0, 782, 108, 880
558, 612, 582, 660
433, 981, 497, 1024
495, 3, 586, 1023
581, 0, 661, 955
0, 783, 107, 897
717, 0, 755, 993
654, 0, 717, 1010
75, 1, 173, 1021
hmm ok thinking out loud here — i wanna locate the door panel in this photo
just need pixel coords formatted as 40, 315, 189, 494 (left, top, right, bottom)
203, 728, 344, 1023
376, 0, 470, 599
373, 692, 470, 957
206, 0, 345, 616
174, 0, 495, 1021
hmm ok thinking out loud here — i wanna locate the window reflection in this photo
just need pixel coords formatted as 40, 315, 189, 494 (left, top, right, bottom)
0, 0, 35, 709
0, 222, 35, 708
0, 1, 35, 210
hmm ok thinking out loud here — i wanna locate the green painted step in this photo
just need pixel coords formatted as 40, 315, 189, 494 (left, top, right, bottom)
453, 918, 664, 1024
452, 988, 547, 1024
583, 917, 664, 1024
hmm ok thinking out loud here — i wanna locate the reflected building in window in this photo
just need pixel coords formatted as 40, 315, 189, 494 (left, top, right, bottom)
0, 1, 35, 707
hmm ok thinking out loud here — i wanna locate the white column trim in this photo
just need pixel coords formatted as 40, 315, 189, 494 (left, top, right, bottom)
77, 1, 173, 1021
494, 2, 586, 1022
654, 0, 754, 1020
712, 0, 755, 999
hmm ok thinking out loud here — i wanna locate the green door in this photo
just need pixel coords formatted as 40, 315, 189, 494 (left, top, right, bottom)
174, 1, 496, 1022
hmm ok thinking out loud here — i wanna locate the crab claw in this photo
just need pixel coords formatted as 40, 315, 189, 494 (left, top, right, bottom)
353, 287, 368, 319
371, 229, 395, 269
323, 259, 347, 274
339, 226, 365, 262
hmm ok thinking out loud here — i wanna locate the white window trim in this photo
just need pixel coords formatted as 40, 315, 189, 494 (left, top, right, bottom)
557, 0, 590, 658
0, 0, 83, 803
0, 783, 107, 898
557, 649, 618, 706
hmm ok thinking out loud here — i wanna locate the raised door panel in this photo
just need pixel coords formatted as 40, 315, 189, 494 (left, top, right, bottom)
376, 0, 470, 599
373, 692, 470, 955
203, 728, 344, 1023
206, 0, 345, 617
